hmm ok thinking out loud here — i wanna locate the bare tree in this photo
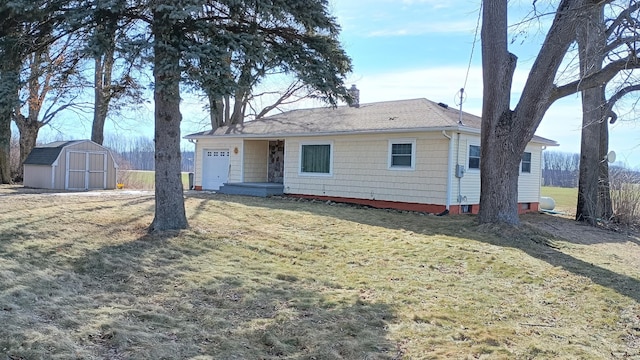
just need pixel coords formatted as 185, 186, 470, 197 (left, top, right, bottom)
479, 0, 640, 225
14, 35, 87, 177
542, 151, 579, 187
576, 1, 640, 224
89, 0, 145, 145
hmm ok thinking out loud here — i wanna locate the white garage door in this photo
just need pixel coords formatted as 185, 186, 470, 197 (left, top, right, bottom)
202, 149, 230, 190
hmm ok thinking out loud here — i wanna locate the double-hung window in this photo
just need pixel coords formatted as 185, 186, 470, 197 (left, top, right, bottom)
521, 152, 532, 173
468, 145, 480, 169
389, 139, 416, 170
300, 143, 332, 175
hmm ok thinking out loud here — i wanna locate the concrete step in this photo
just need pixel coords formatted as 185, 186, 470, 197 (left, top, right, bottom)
218, 183, 284, 197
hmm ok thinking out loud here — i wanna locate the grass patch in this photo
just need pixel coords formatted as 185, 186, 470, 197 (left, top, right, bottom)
541, 186, 577, 214
1, 187, 639, 358
118, 170, 191, 190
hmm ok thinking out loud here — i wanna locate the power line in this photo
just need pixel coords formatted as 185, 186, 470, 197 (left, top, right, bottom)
463, 1, 483, 91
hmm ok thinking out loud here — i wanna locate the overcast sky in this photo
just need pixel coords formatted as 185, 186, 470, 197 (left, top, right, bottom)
39, 1, 639, 168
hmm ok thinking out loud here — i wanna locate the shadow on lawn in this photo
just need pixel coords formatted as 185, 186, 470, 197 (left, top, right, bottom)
193, 193, 640, 304
1, 223, 398, 359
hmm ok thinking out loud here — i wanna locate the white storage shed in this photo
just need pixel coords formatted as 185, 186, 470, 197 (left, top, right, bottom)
23, 140, 118, 190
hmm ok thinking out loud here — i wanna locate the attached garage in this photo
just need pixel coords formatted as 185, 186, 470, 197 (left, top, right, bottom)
23, 140, 118, 190
201, 148, 230, 190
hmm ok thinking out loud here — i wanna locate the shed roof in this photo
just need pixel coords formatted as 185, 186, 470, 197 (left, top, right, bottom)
184, 98, 557, 145
24, 140, 88, 165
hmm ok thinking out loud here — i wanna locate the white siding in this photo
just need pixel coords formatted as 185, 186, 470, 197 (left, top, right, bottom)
518, 144, 543, 203
243, 140, 268, 182
194, 138, 243, 187
451, 135, 544, 205
284, 132, 450, 205
455, 134, 481, 205
24, 165, 53, 189
193, 131, 545, 208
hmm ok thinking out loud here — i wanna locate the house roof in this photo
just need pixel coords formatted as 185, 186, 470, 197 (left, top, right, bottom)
24, 140, 88, 166
184, 98, 558, 146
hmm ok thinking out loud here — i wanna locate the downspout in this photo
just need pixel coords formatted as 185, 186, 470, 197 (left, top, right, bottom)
188, 139, 197, 189
442, 131, 453, 212
457, 132, 462, 213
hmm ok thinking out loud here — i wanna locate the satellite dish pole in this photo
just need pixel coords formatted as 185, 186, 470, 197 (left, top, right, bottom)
454, 88, 466, 125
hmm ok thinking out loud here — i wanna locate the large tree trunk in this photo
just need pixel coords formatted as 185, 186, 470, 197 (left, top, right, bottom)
92, 57, 107, 145
576, 91, 605, 224
598, 118, 613, 220
478, 0, 521, 225
479, 0, 587, 225
14, 113, 41, 177
208, 92, 225, 129
576, 4, 609, 224
149, 3, 188, 232
0, 59, 21, 183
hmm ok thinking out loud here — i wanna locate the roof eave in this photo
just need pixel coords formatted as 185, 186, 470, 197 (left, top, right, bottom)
183, 126, 480, 140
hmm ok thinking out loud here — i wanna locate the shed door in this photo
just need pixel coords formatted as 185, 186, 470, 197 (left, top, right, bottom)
66, 151, 107, 190
202, 149, 229, 190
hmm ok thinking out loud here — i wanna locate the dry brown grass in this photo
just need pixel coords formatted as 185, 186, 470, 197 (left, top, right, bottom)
1, 185, 639, 359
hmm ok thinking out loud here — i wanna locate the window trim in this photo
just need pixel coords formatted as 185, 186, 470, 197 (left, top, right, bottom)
468, 144, 481, 170
299, 141, 333, 176
521, 151, 532, 174
388, 139, 416, 170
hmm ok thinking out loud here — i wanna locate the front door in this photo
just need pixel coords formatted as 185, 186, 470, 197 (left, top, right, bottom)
202, 149, 230, 190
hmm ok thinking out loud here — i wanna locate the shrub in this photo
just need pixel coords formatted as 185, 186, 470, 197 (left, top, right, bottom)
610, 168, 640, 226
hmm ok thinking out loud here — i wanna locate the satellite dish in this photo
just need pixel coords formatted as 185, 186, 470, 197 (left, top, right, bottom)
606, 150, 616, 163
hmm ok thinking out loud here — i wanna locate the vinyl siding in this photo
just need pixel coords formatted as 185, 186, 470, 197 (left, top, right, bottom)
451, 136, 543, 205
243, 140, 268, 182
284, 132, 450, 205
24, 165, 53, 188
518, 144, 543, 203
455, 134, 481, 205
194, 138, 243, 186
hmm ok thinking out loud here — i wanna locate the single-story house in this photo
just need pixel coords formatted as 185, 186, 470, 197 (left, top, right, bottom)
184, 94, 557, 214
23, 140, 118, 190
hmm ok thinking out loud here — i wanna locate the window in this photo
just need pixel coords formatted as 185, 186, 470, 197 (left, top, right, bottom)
389, 139, 416, 170
468, 145, 480, 169
300, 143, 332, 174
521, 152, 531, 173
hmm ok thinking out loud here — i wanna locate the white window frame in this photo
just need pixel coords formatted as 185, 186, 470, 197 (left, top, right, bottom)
299, 141, 333, 176
521, 151, 532, 174
468, 144, 481, 171
388, 139, 416, 170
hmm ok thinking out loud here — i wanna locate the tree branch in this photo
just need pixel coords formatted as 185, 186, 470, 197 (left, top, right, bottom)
605, 83, 640, 123
551, 55, 640, 101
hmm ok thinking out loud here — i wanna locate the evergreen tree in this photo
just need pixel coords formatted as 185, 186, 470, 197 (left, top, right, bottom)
149, 0, 352, 231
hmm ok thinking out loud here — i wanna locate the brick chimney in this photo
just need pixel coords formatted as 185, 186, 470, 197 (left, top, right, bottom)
347, 84, 360, 108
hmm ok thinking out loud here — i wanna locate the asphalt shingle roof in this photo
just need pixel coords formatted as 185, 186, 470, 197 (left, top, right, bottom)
23, 140, 85, 165
184, 98, 557, 145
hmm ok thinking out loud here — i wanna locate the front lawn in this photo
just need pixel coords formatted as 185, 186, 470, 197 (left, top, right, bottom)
1, 187, 638, 359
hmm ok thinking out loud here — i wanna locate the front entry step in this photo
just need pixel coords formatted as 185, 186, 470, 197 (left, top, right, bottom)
217, 183, 284, 197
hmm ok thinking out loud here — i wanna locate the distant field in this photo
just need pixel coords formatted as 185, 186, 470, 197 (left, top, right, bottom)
118, 170, 191, 190
541, 186, 577, 214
